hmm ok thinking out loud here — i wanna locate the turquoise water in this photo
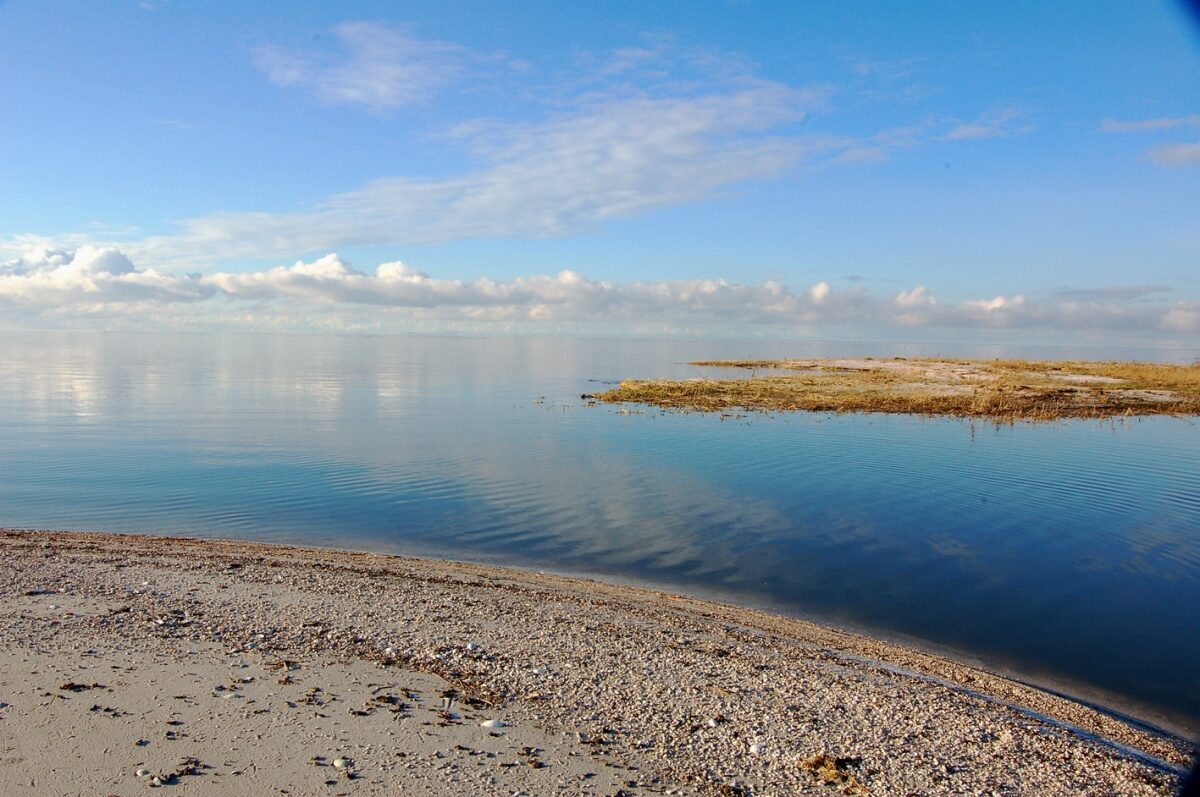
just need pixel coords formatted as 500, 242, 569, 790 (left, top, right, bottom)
1, 331, 1197, 731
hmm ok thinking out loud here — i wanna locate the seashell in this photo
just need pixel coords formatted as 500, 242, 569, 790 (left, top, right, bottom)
466, 642, 480, 651
707, 718, 719, 728
384, 646, 397, 655
480, 719, 506, 728
135, 768, 150, 778
332, 757, 351, 769
150, 776, 163, 786
749, 743, 765, 755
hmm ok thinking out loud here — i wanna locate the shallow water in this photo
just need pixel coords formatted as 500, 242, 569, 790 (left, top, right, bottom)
1, 332, 1197, 731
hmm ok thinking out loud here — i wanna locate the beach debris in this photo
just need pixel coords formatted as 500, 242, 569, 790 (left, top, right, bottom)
749, 742, 766, 755
466, 642, 481, 652
135, 768, 151, 778
800, 753, 868, 795
332, 756, 352, 770
150, 775, 164, 787
59, 681, 105, 692
480, 718, 507, 729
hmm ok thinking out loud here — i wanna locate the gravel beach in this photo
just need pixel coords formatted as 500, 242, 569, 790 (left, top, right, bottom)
0, 529, 1193, 796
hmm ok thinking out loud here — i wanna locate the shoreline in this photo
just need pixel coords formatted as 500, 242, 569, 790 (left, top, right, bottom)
1, 529, 1194, 795
461, 549, 1198, 743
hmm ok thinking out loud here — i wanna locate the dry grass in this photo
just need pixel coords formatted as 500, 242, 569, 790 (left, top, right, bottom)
799, 753, 870, 795
596, 357, 1200, 422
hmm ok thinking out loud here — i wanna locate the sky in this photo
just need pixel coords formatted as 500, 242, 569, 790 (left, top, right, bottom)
1, 0, 1198, 343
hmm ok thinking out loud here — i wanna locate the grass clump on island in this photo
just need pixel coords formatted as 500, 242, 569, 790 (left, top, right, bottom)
595, 357, 1200, 422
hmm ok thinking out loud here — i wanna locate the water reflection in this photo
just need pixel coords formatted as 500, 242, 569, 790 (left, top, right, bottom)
0, 331, 1197, 731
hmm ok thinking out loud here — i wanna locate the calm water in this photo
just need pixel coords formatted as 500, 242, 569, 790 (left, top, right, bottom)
1, 332, 1198, 732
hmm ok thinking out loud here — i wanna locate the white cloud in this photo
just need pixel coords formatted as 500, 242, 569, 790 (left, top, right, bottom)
253, 22, 463, 110
964, 294, 1024, 312
1163, 303, 1200, 331
3, 33, 1021, 274
120, 83, 827, 270
7, 248, 1193, 335
1100, 115, 1200, 133
1148, 141, 1200, 167
1097, 115, 1200, 167
894, 285, 935, 307
206, 254, 868, 325
941, 107, 1027, 141
0, 246, 213, 308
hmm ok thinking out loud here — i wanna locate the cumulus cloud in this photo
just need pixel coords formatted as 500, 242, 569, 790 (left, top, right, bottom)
964, 294, 1024, 312
0, 246, 213, 308
253, 22, 463, 110
894, 285, 935, 307
4, 248, 1194, 335
205, 255, 865, 325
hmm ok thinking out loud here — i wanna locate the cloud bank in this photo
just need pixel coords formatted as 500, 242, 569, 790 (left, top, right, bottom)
2, 247, 1195, 335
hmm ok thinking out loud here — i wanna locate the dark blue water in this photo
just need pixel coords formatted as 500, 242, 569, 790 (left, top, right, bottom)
1, 332, 1197, 732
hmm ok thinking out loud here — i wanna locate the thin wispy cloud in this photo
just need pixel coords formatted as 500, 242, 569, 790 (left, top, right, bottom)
1, 31, 1035, 279
1147, 141, 1200, 167
1100, 114, 1200, 132
1049, 285, 1173, 302
253, 22, 464, 111
1100, 113, 1200, 167
111, 83, 828, 270
941, 106, 1028, 141
100, 83, 1000, 270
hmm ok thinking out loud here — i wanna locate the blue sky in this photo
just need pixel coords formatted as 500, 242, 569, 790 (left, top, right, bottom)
1, 0, 1198, 341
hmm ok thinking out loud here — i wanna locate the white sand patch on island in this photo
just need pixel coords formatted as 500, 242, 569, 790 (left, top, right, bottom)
0, 530, 1193, 796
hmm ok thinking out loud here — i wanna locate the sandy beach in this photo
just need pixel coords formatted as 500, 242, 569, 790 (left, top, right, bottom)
0, 530, 1193, 796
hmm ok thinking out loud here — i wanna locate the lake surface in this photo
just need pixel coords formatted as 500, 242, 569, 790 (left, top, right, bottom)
1, 331, 1197, 732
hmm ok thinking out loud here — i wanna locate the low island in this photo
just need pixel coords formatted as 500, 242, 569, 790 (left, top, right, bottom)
596, 358, 1200, 422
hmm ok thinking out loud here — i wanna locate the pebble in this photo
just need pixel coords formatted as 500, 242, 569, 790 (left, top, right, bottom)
9, 533, 1183, 797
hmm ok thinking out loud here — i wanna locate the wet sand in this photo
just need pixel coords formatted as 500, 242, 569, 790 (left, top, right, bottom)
0, 529, 1194, 795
